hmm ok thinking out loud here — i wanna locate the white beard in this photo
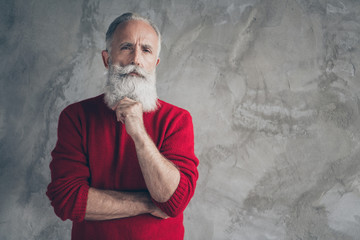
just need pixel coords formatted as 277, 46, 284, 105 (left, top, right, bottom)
104, 64, 159, 112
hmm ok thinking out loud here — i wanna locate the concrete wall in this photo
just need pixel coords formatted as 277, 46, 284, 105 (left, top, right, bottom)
1, 0, 360, 239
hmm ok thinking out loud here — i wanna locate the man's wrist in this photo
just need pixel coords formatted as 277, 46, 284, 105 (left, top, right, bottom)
136, 191, 155, 214
131, 130, 152, 148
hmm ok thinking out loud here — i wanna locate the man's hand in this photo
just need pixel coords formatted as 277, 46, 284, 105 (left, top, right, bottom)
150, 205, 169, 219
112, 97, 147, 139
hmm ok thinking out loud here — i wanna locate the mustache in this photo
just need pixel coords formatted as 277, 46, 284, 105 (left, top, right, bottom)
111, 64, 151, 79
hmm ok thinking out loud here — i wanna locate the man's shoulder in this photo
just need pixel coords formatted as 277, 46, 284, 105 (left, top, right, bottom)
157, 99, 190, 115
62, 94, 105, 114
67, 94, 104, 107
156, 99, 193, 122
78, 94, 105, 106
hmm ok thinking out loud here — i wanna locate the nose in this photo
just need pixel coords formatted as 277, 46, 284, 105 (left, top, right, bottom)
130, 47, 141, 66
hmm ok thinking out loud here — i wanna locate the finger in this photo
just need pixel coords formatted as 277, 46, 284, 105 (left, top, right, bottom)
116, 112, 124, 123
116, 101, 134, 111
115, 109, 126, 123
152, 214, 168, 219
111, 101, 121, 111
121, 97, 136, 103
118, 98, 130, 106
118, 117, 124, 124
111, 97, 132, 110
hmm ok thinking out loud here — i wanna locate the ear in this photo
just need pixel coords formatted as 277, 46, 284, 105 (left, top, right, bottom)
102, 50, 110, 69
156, 58, 160, 66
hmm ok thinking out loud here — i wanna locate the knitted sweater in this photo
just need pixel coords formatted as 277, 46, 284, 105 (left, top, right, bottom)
46, 94, 199, 240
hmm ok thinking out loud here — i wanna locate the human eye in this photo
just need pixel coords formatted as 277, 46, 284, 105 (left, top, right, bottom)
142, 45, 153, 54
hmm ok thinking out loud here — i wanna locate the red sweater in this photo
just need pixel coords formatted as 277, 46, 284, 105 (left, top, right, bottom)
46, 94, 199, 240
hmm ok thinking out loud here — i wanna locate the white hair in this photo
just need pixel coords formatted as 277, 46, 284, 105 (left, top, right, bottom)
104, 63, 159, 112
105, 12, 161, 57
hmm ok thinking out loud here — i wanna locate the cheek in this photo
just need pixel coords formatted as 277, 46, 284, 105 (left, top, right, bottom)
146, 59, 158, 70
146, 56, 158, 67
111, 54, 129, 65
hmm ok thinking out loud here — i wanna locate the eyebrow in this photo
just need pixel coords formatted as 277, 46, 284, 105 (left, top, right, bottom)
119, 42, 154, 52
142, 44, 154, 51
119, 42, 133, 48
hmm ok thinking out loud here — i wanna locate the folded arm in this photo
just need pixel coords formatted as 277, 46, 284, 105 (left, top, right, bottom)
85, 188, 168, 221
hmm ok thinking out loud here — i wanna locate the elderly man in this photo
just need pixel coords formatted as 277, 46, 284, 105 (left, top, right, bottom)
47, 13, 199, 240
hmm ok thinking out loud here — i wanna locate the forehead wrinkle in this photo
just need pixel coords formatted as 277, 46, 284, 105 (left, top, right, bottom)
112, 20, 159, 53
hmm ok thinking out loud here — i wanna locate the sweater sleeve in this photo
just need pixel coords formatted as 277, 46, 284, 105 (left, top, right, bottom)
46, 105, 90, 222
152, 111, 199, 217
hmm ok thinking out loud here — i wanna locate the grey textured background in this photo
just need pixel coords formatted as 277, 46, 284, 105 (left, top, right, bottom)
1, 0, 360, 239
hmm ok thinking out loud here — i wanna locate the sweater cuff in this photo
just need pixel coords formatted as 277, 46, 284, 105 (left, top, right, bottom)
72, 185, 90, 222
152, 172, 188, 217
